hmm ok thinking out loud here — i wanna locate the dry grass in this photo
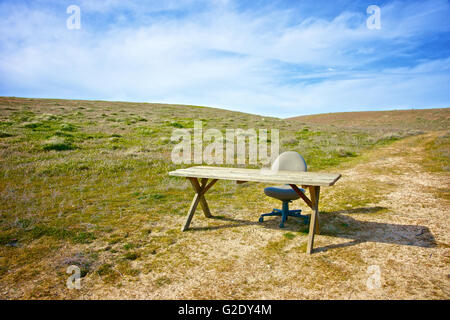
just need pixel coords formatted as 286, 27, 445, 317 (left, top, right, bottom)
0, 97, 449, 299
288, 108, 450, 132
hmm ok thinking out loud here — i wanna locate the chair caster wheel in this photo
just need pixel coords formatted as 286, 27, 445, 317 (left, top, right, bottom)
258, 217, 264, 223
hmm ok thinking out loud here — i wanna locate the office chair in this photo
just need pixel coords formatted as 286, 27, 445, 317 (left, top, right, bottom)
259, 151, 310, 228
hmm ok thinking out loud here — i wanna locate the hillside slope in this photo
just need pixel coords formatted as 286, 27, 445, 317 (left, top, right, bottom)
0, 97, 448, 299
288, 108, 450, 132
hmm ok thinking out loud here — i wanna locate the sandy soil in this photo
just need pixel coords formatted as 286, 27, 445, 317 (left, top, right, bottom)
77, 132, 449, 299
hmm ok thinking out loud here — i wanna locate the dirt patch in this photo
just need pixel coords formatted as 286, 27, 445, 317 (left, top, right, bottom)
82, 133, 450, 299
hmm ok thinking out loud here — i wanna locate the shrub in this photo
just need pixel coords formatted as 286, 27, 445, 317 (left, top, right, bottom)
39, 114, 59, 121
0, 132, 13, 138
97, 263, 114, 276
42, 137, 75, 151
123, 252, 139, 260
168, 121, 184, 128
336, 147, 357, 157
23, 122, 41, 129
60, 123, 76, 132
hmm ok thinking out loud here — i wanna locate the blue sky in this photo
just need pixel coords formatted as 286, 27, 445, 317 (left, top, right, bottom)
0, 0, 449, 117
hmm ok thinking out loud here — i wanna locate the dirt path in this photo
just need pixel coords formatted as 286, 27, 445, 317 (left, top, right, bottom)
318, 132, 450, 299
75, 132, 450, 299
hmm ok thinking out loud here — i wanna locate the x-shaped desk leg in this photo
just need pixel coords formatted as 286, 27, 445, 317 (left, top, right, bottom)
181, 177, 218, 231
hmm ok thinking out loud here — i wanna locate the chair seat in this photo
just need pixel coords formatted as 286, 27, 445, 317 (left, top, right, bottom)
264, 184, 305, 201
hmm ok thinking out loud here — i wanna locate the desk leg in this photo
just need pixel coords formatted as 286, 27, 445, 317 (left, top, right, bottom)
182, 186, 202, 232
306, 186, 320, 254
181, 177, 217, 231
199, 178, 212, 218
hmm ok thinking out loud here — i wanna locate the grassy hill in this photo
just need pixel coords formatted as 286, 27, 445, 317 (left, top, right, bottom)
288, 108, 450, 132
0, 97, 448, 299
1, 97, 435, 171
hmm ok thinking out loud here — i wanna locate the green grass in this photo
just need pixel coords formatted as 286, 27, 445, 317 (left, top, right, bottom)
283, 232, 296, 240
123, 252, 140, 260
42, 138, 75, 151
4, 224, 96, 244
0, 96, 447, 298
0, 132, 13, 138
155, 275, 172, 287
96, 263, 114, 276
423, 131, 450, 172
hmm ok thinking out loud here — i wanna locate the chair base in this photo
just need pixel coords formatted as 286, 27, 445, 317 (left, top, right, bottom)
259, 200, 309, 228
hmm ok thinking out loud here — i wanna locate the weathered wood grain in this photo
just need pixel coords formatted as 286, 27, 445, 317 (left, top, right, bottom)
306, 186, 321, 254
169, 166, 341, 186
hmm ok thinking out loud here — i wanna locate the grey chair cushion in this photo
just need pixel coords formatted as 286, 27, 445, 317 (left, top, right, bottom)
264, 184, 305, 201
264, 151, 307, 201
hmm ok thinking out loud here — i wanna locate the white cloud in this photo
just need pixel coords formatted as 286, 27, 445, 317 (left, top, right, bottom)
0, 0, 449, 117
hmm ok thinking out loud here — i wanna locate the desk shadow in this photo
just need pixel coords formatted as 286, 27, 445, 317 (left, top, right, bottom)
190, 206, 437, 253
262, 206, 437, 252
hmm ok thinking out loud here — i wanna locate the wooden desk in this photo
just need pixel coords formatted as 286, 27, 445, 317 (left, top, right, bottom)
169, 166, 341, 254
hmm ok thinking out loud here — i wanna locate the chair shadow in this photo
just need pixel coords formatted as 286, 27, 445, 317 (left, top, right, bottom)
189, 206, 437, 253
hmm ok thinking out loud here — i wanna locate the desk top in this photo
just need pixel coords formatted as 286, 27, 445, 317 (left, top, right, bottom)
169, 166, 341, 186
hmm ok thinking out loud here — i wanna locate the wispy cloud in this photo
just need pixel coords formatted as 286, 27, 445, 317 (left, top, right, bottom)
0, 0, 449, 116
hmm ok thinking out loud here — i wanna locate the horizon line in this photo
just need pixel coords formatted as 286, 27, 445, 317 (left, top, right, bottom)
1, 95, 448, 120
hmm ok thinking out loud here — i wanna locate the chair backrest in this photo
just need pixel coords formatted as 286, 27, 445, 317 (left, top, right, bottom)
271, 151, 307, 172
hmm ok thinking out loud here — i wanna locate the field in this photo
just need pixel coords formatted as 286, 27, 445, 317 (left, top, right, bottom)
0, 97, 449, 299
289, 109, 450, 132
